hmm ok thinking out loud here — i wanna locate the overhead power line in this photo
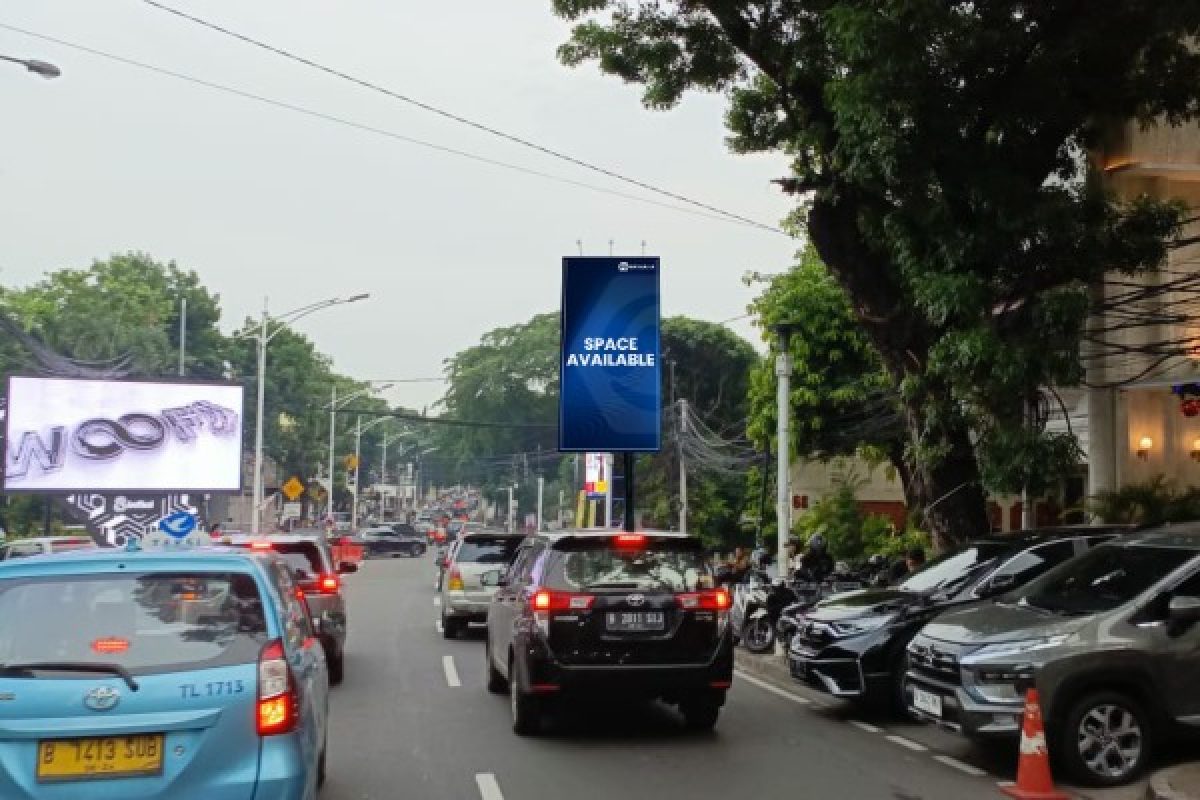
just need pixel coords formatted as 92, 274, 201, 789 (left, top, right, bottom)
141, 0, 789, 237
337, 408, 556, 431
0, 24, 750, 227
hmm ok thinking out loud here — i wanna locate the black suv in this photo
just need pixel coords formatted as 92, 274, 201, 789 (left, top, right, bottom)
483, 531, 734, 735
788, 527, 1125, 710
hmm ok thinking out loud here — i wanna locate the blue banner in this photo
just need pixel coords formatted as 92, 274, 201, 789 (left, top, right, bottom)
559, 257, 661, 452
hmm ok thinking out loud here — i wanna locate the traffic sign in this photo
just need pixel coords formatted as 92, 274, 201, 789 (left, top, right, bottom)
281, 476, 305, 502
343, 454, 359, 471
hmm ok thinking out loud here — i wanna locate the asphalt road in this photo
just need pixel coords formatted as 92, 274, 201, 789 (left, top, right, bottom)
320, 555, 1000, 800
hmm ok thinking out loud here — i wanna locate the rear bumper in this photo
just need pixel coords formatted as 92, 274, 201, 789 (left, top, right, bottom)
254, 734, 314, 800
520, 637, 734, 696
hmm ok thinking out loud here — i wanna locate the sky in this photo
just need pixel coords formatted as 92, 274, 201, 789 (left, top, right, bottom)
0, 0, 797, 413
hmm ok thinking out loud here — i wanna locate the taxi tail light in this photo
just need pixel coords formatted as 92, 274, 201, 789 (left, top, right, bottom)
447, 566, 465, 592
530, 589, 594, 612
675, 589, 731, 611
257, 639, 298, 736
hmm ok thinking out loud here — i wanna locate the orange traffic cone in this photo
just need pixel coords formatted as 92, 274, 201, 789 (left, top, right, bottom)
1002, 688, 1069, 800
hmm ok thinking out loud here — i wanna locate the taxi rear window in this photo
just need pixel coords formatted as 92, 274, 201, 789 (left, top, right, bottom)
0, 572, 269, 675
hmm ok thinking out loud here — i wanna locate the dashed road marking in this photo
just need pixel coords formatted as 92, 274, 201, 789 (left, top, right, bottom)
849, 720, 883, 734
886, 734, 928, 752
933, 755, 987, 777
734, 670, 811, 705
433, 596, 442, 607
442, 655, 461, 688
475, 773, 504, 800
435, 619, 443, 633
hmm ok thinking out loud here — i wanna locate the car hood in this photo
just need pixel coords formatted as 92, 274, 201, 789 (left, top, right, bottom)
807, 588, 922, 622
920, 601, 1090, 645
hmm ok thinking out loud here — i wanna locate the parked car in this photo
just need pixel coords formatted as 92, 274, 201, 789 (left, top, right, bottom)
224, 532, 356, 684
0, 536, 97, 560
788, 527, 1125, 710
484, 530, 734, 735
905, 525, 1200, 787
0, 541, 329, 798
360, 527, 426, 558
440, 531, 525, 638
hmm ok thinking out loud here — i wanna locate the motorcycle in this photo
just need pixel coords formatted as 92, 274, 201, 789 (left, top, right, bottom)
741, 573, 814, 654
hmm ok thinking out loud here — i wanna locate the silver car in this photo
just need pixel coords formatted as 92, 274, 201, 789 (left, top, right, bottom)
440, 532, 524, 638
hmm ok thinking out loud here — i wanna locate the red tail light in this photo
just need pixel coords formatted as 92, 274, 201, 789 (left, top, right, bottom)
530, 589, 594, 612
318, 574, 340, 593
614, 533, 646, 548
257, 639, 298, 736
250, 541, 273, 551
676, 588, 731, 611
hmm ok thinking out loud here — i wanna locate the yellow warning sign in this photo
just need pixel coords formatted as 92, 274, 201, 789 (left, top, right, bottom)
281, 476, 305, 502
343, 454, 359, 471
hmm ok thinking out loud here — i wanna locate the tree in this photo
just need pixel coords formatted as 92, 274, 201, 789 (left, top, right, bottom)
551, 2, 1197, 547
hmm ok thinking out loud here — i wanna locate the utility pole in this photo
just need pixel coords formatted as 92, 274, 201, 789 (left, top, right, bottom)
537, 474, 544, 532
351, 416, 362, 530
678, 398, 688, 535
327, 385, 337, 515
251, 298, 268, 535
507, 485, 516, 534
178, 296, 187, 376
774, 325, 797, 575
604, 454, 614, 529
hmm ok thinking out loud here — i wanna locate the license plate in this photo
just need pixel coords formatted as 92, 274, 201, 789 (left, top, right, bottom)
37, 734, 165, 782
605, 611, 665, 632
912, 687, 943, 718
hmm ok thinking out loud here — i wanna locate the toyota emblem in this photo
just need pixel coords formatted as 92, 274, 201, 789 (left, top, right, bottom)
626, 593, 646, 607
83, 686, 121, 712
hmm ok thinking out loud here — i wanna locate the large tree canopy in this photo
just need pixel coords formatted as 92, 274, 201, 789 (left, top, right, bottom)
552, 1, 1200, 546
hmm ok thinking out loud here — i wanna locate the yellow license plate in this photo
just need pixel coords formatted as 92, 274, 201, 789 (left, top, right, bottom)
37, 734, 165, 782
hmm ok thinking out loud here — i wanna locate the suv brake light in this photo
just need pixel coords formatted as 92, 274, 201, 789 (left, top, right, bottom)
614, 533, 646, 548
447, 567, 464, 591
257, 639, 298, 736
317, 574, 339, 593
676, 588, 731, 611
531, 589, 594, 612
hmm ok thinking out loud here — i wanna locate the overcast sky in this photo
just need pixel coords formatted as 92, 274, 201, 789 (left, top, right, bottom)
0, 1, 796, 412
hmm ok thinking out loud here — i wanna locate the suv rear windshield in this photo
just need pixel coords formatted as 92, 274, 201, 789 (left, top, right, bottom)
0, 572, 269, 674
230, 542, 326, 582
546, 542, 714, 592
456, 536, 522, 564
900, 542, 1012, 594
1021, 544, 1197, 615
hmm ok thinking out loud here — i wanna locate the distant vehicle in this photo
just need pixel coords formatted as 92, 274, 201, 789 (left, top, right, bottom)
788, 526, 1123, 711
0, 536, 97, 560
332, 512, 352, 533
224, 532, 357, 685
907, 526, 1200, 787
440, 532, 525, 638
0, 543, 329, 798
484, 530, 733, 735
360, 527, 426, 559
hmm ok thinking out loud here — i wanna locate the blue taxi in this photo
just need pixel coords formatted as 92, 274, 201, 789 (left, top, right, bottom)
0, 544, 329, 799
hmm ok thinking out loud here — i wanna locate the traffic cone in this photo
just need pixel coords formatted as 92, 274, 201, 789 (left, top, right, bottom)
1002, 688, 1068, 800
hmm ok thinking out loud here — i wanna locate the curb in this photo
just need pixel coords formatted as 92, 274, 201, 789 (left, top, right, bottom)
734, 649, 793, 687
1146, 767, 1200, 800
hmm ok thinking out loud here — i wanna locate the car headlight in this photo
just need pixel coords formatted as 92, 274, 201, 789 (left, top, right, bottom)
828, 615, 892, 638
961, 633, 1073, 664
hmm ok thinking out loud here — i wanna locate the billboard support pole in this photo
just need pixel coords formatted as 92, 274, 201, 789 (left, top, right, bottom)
622, 452, 635, 532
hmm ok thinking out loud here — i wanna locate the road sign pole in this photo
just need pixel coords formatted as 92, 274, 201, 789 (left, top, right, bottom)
622, 452, 635, 532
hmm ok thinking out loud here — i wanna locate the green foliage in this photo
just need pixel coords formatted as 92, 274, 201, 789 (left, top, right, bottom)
1090, 476, 1200, 526
550, 1, 1200, 546
792, 473, 929, 563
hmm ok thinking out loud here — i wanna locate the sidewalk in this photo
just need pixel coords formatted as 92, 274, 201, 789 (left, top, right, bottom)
1148, 765, 1200, 800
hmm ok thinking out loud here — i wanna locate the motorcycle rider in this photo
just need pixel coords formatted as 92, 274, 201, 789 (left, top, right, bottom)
798, 533, 835, 582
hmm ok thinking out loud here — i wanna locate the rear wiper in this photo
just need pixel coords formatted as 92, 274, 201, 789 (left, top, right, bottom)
0, 661, 139, 691
582, 581, 641, 589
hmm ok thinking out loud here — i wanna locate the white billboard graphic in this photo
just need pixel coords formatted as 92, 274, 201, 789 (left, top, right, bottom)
3, 376, 244, 492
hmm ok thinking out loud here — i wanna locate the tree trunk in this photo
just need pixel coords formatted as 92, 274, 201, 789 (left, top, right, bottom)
807, 193, 991, 548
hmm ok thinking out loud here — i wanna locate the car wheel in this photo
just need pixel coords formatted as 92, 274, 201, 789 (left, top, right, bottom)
441, 614, 458, 639
327, 647, 345, 686
486, 638, 507, 694
509, 656, 542, 736
680, 695, 721, 731
1058, 691, 1151, 787
741, 616, 775, 654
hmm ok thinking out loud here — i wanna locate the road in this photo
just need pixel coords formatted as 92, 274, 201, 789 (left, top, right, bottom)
320, 555, 999, 800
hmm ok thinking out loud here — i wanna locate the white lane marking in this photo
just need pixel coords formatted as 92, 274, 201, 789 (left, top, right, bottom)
734, 670, 811, 705
933, 755, 987, 777
442, 655, 461, 688
433, 596, 442, 607
886, 734, 928, 752
435, 619, 443, 633
475, 773, 504, 800
849, 720, 882, 734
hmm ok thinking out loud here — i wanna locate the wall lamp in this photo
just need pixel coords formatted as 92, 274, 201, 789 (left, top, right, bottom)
1137, 436, 1153, 461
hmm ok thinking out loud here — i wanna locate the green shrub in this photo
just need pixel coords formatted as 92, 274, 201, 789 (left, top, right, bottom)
1090, 476, 1200, 526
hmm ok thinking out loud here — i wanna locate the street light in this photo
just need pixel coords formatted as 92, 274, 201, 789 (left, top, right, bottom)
325, 381, 393, 510
351, 415, 391, 530
247, 293, 369, 534
0, 54, 61, 79
414, 446, 438, 512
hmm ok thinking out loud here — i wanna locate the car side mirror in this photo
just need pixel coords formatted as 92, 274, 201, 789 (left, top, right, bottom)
337, 562, 358, 575
982, 573, 1016, 597
480, 570, 507, 588
1168, 595, 1200, 625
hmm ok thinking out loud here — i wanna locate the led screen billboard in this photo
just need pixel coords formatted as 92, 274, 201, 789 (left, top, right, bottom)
3, 376, 244, 493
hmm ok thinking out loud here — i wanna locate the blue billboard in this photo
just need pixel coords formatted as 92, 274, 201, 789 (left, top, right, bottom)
559, 256, 661, 452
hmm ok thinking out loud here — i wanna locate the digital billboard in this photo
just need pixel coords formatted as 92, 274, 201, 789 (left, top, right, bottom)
3, 376, 244, 493
559, 256, 661, 452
